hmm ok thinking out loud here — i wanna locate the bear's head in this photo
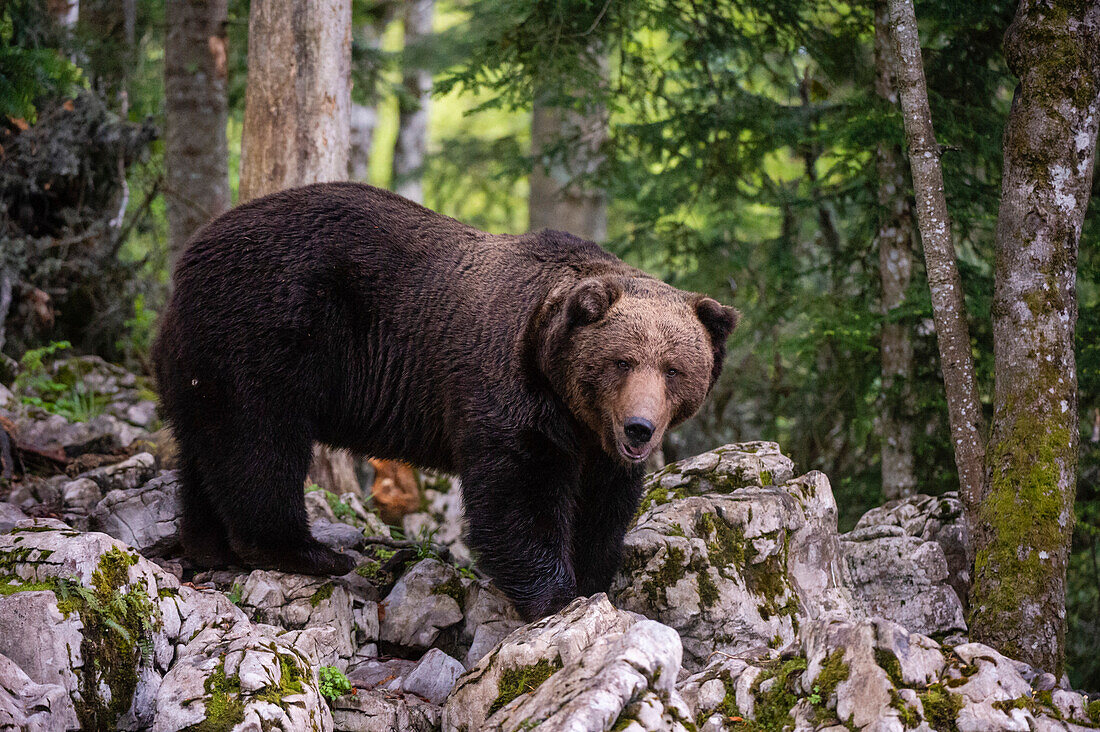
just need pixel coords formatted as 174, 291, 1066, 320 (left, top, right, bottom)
529, 275, 739, 464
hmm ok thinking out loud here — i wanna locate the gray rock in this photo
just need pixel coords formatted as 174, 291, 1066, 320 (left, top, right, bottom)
61, 477, 101, 512
90, 470, 181, 556
461, 580, 524, 668
854, 492, 969, 609
0, 651, 77, 731
443, 594, 691, 732
332, 688, 441, 732
611, 443, 856, 670
402, 648, 465, 704
841, 528, 967, 636
236, 569, 357, 664
379, 559, 466, 651
0, 503, 29, 533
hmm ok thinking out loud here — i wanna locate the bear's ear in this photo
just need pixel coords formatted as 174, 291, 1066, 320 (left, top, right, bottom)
694, 296, 740, 386
567, 277, 623, 327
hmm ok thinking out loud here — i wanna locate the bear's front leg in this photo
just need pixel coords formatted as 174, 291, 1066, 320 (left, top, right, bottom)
571, 456, 646, 596
461, 451, 580, 621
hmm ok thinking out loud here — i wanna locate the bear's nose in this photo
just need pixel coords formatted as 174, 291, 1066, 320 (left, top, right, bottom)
624, 417, 655, 446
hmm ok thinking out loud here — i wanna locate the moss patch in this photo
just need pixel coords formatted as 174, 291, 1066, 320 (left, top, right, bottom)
917, 683, 963, 732
186, 658, 244, 732
749, 657, 807, 731
874, 648, 903, 687
432, 575, 466, 611
488, 658, 562, 716
308, 582, 334, 608
48, 547, 163, 731
642, 546, 688, 606
696, 569, 719, 608
253, 650, 305, 706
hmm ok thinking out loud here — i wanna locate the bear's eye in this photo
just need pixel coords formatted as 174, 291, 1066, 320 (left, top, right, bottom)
666, 367, 678, 378
615, 360, 632, 371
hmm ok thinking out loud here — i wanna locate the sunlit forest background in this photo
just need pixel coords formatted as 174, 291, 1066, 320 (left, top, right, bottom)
2, 0, 1098, 687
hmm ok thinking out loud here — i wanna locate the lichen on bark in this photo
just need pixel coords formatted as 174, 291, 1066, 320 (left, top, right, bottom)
970, 0, 1100, 676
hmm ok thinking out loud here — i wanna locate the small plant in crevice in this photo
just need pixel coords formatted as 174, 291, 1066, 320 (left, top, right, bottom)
318, 665, 352, 702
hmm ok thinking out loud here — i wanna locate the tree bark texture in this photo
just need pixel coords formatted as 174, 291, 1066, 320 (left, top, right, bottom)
239, 0, 352, 203
528, 96, 609, 240
970, 0, 1100, 676
391, 0, 433, 203
239, 0, 357, 496
874, 1, 917, 501
888, 0, 986, 529
165, 0, 230, 273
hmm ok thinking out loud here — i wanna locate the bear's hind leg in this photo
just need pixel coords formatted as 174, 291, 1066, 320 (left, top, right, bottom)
178, 450, 239, 568
198, 419, 355, 577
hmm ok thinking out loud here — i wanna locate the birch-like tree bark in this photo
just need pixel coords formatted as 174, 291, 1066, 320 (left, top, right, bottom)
874, 1, 917, 500
970, 0, 1100, 675
239, 0, 351, 202
165, 0, 230, 272
887, 0, 986, 528
239, 0, 358, 496
349, 3, 397, 180
391, 0, 434, 203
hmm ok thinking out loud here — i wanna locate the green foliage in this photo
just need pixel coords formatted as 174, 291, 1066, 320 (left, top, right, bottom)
318, 665, 352, 702
12, 341, 108, 421
0, 0, 84, 120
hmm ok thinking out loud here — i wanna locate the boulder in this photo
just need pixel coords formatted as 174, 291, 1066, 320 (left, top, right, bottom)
611, 443, 856, 670
90, 470, 182, 556
443, 594, 692, 732
841, 524, 967, 636
402, 648, 466, 705
0, 651, 77, 731
379, 559, 467, 652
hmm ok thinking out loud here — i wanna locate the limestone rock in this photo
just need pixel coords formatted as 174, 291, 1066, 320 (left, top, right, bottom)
841, 525, 967, 636
332, 688, 440, 732
235, 569, 357, 665
611, 443, 856, 670
379, 559, 467, 651
402, 648, 466, 704
90, 470, 182, 556
853, 491, 970, 614
0, 503, 28, 533
443, 594, 691, 732
0, 651, 77, 731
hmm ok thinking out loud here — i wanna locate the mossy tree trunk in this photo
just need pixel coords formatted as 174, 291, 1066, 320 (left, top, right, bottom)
239, 0, 359, 497
970, 0, 1099, 675
392, 0, 434, 203
874, 0, 917, 501
165, 0, 230, 273
887, 0, 986, 522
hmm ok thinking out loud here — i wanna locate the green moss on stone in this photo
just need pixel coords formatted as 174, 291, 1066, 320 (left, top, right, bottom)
309, 582, 334, 608
917, 683, 963, 732
488, 658, 562, 716
875, 649, 903, 687
253, 651, 305, 706
890, 689, 921, 728
696, 569, 719, 608
186, 658, 244, 732
432, 575, 466, 611
750, 657, 808, 731
815, 650, 850, 701
642, 546, 687, 606
1086, 699, 1100, 724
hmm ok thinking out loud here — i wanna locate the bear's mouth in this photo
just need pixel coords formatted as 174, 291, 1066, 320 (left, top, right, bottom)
619, 441, 653, 463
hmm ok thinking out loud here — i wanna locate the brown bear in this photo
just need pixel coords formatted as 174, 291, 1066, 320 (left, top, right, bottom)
153, 182, 738, 620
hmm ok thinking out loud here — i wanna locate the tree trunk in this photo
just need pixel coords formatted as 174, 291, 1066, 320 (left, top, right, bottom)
887, 0, 986, 530
165, 0, 230, 272
970, 0, 1099, 676
348, 2, 398, 181
239, 0, 358, 497
528, 95, 608, 241
391, 0, 433, 203
874, 1, 917, 500
239, 0, 352, 202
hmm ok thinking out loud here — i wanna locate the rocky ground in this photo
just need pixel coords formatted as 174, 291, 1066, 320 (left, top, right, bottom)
1, 355, 1099, 731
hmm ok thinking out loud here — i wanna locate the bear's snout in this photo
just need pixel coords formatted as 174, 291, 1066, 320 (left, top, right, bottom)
624, 417, 654, 445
